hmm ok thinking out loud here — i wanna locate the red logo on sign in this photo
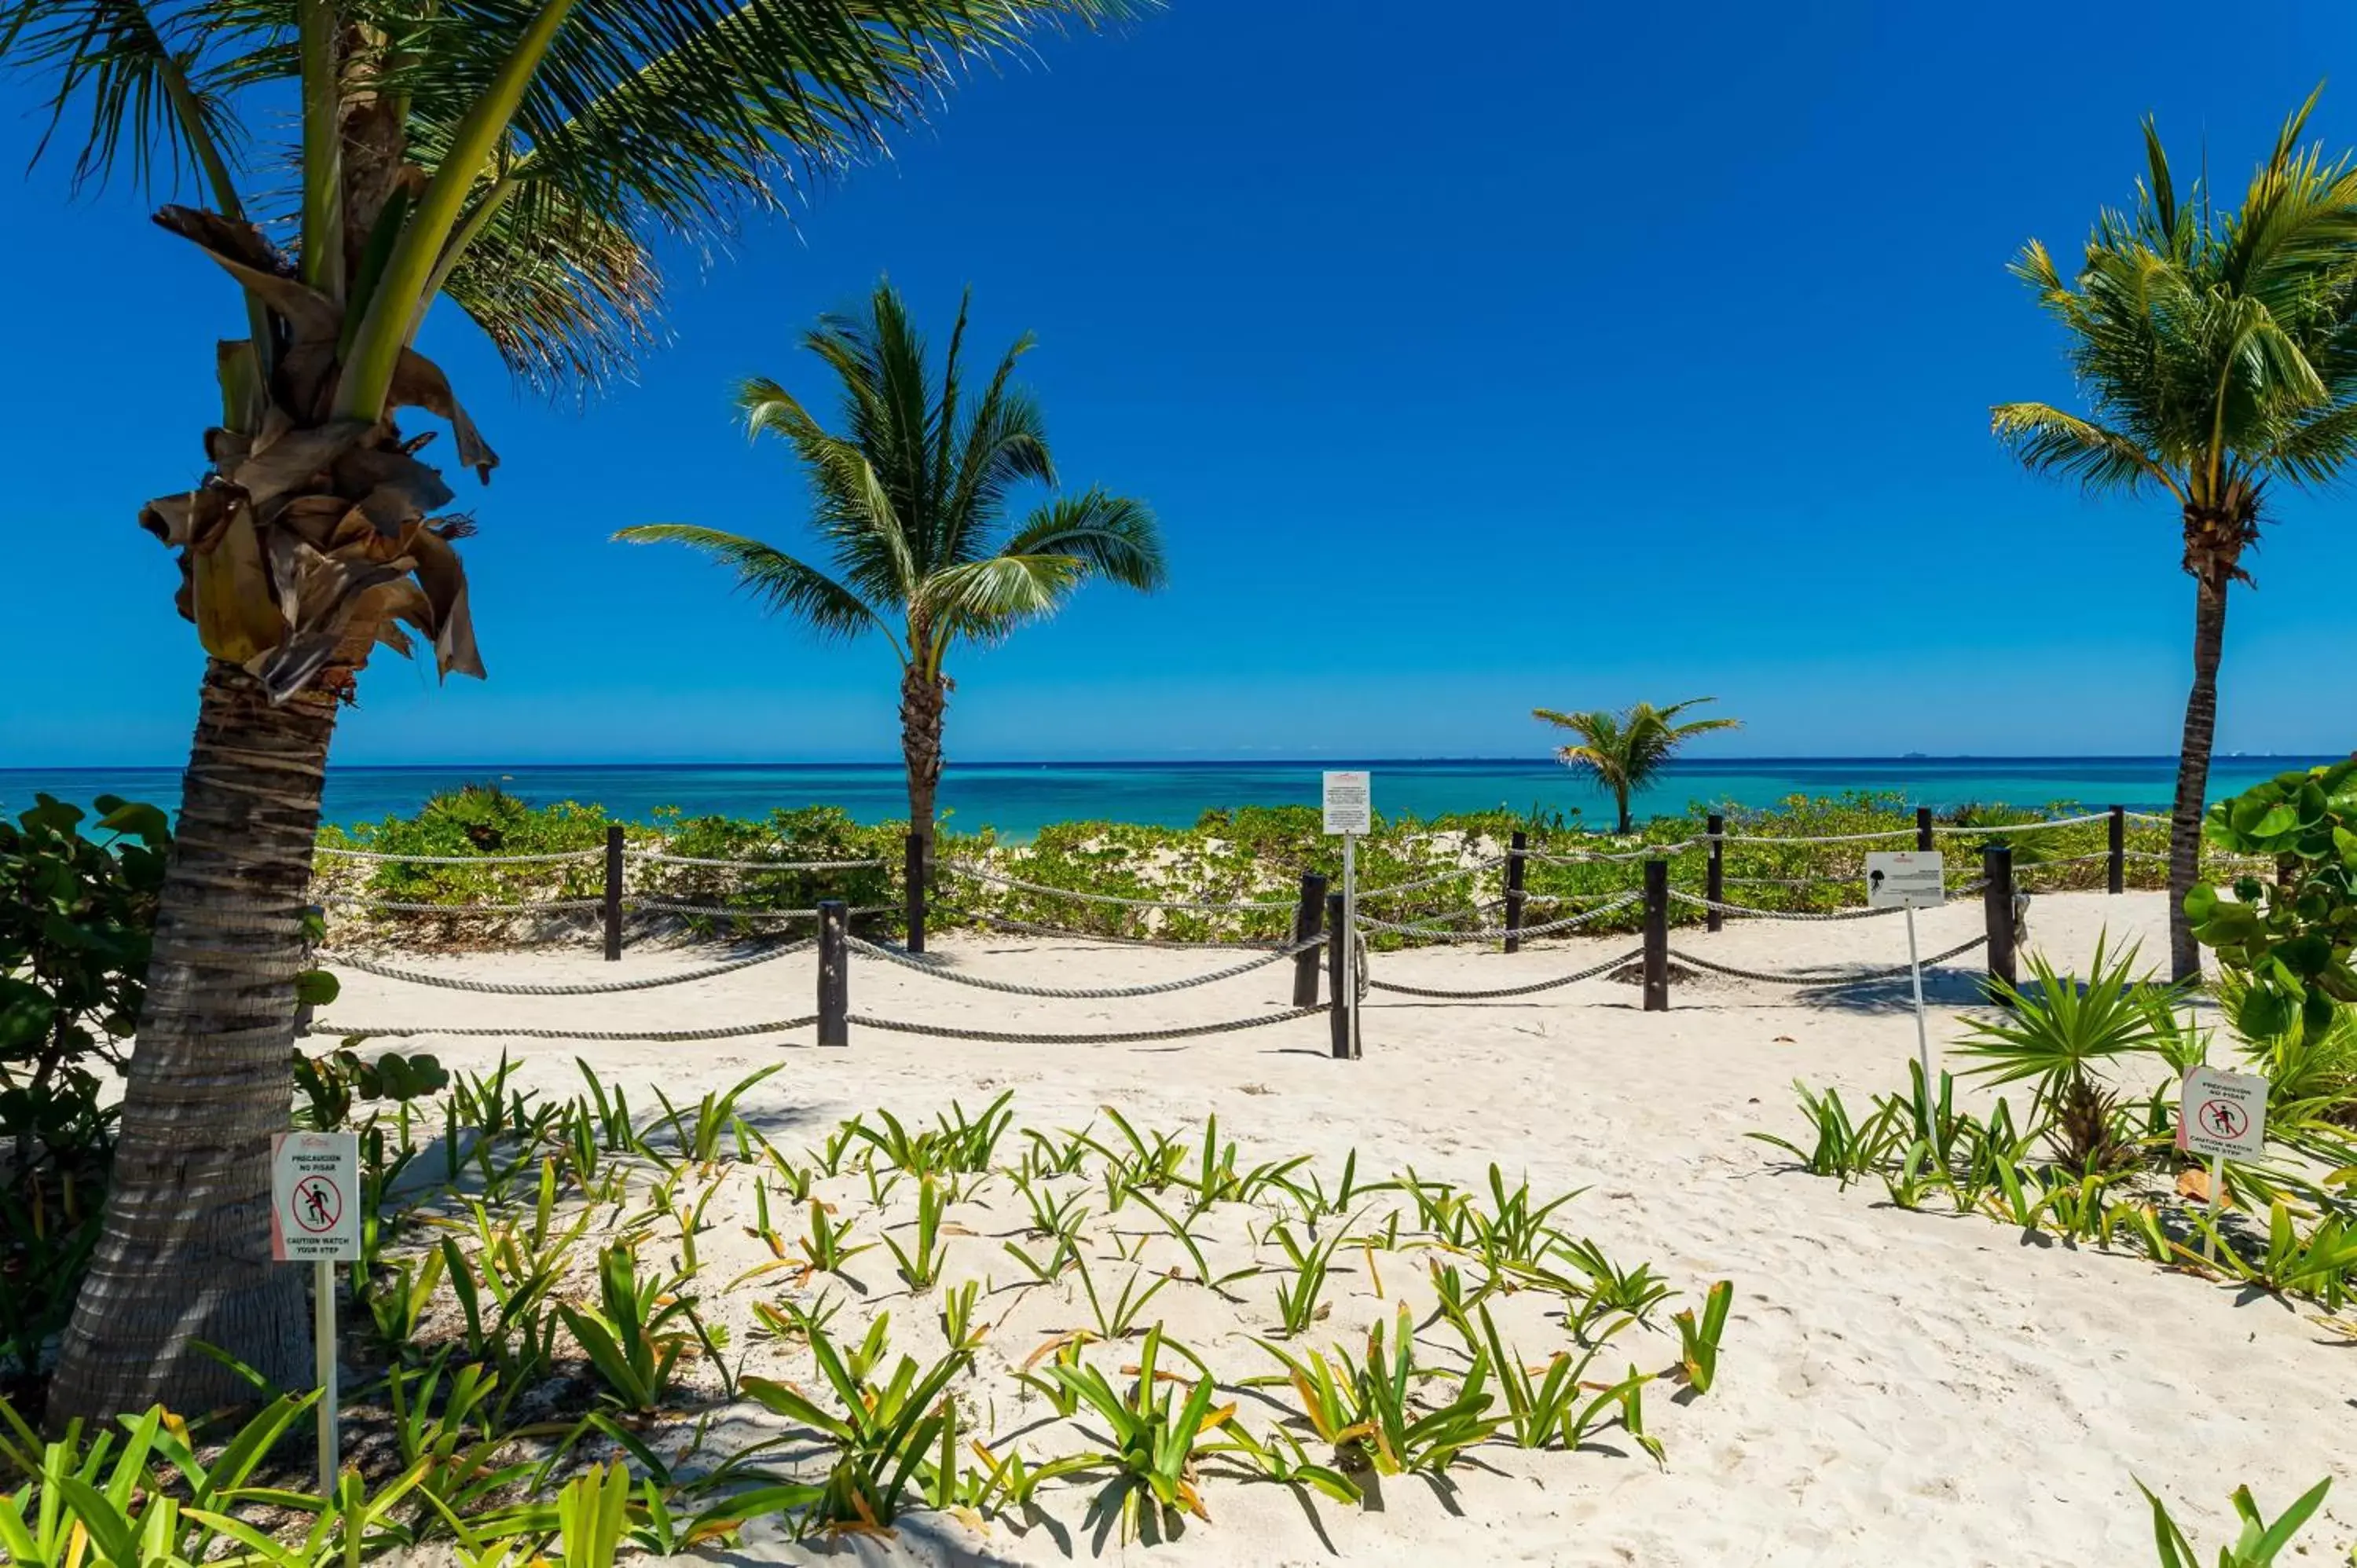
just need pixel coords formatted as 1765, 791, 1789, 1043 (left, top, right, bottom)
292, 1174, 342, 1233
2197, 1100, 2249, 1141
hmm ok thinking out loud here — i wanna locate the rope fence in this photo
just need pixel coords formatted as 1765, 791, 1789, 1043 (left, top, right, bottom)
301, 801, 2248, 1052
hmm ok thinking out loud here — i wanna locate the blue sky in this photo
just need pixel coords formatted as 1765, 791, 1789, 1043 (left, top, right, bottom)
5, 0, 2355, 766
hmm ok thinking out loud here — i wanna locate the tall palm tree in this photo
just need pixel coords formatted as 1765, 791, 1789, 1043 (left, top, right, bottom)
2, 0, 1143, 1423
616, 280, 1166, 861
1992, 91, 2357, 982
1532, 698, 1739, 835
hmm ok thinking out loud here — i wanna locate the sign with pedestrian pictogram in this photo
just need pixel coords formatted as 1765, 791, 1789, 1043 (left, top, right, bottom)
271, 1131, 359, 1262
2179, 1066, 2267, 1162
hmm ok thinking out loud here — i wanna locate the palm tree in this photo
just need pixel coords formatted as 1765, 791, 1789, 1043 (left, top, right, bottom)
616, 280, 1166, 863
1531, 698, 1739, 835
2, 0, 1142, 1423
1992, 90, 2357, 983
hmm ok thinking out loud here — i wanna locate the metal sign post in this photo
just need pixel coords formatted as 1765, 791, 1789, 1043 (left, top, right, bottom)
1322, 771, 1371, 1060
271, 1130, 360, 1486
1865, 851, 1945, 1133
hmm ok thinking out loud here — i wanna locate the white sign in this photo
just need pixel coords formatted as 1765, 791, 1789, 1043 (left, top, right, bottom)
271, 1131, 360, 1262
1864, 850, 1945, 909
2180, 1066, 2267, 1161
1322, 771, 1371, 836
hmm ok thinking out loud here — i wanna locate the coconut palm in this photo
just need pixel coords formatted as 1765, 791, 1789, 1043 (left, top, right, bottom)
1531, 698, 1739, 834
616, 280, 1166, 862
2, 0, 1142, 1422
1992, 91, 2357, 983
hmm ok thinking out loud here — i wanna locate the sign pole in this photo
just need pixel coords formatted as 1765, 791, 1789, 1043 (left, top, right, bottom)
314, 1259, 337, 1486
1342, 830, 1358, 1059
1904, 904, 1933, 1134
2206, 1155, 2226, 1263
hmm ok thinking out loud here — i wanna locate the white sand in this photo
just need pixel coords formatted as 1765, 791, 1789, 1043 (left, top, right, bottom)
334, 892, 2357, 1566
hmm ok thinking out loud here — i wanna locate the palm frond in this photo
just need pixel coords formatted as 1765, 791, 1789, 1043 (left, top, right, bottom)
1990, 402, 2182, 498
996, 487, 1165, 591
612, 522, 882, 643
919, 552, 1084, 647
1, 0, 247, 204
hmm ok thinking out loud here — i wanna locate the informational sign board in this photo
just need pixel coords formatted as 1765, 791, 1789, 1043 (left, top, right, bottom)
2180, 1066, 2267, 1161
1322, 771, 1372, 837
1864, 850, 1945, 910
271, 1130, 360, 1262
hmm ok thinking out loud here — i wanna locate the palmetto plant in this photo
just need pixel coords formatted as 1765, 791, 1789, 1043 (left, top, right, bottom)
614, 281, 1167, 859
1530, 698, 1740, 834
1, 0, 1144, 1420
1992, 91, 2357, 980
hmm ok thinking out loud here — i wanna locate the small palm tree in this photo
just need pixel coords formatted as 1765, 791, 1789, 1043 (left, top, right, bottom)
618, 280, 1166, 859
1992, 91, 2357, 982
1531, 698, 1739, 834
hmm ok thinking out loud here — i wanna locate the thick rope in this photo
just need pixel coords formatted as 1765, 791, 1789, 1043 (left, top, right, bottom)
1932, 812, 2113, 834
321, 942, 811, 995
1664, 936, 1989, 987
1357, 892, 1642, 942
314, 846, 605, 865
1365, 947, 1646, 1000
625, 899, 896, 920
929, 905, 1286, 951
1524, 840, 1703, 865
1354, 859, 1507, 899
325, 895, 603, 914
625, 851, 885, 870
304, 1016, 820, 1042
1716, 826, 1916, 846
844, 934, 1318, 999
941, 862, 1296, 912
845, 1006, 1327, 1045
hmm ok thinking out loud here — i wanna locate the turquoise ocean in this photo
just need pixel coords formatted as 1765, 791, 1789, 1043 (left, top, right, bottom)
0, 757, 2338, 841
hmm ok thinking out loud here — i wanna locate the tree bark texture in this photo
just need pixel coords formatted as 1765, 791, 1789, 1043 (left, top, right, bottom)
46, 661, 337, 1424
900, 661, 949, 855
2168, 567, 2231, 984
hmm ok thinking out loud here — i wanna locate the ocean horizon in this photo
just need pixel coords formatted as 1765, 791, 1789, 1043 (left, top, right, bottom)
2, 754, 2337, 840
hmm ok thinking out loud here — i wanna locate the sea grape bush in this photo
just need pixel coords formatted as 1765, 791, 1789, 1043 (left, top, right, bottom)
2187, 759, 2357, 1042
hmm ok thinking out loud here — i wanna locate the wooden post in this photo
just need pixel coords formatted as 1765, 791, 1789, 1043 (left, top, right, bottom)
2107, 805, 2125, 895
1292, 872, 1329, 1006
1982, 844, 2016, 996
904, 832, 928, 954
1503, 831, 1529, 954
817, 899, 849, 1047
1704, 814, 1725, 935
603, 824, 624, 962
1915, 807, 1934, 852
1642, 858, 1670, 1013
1327, 892, 1351, 1059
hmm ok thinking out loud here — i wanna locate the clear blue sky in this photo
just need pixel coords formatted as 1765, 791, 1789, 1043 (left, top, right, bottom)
5, 1, 2354, 767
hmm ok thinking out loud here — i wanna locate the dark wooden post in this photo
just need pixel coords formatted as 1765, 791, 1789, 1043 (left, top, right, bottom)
904, 832, 928, 954
2107, 805, 2125, 895
603, 824, 625, 962
1327, 891, 1351, 1060
817, 899, 849, 1047
1982, 844, 2016, 996
1292, 872, 1329, 1006
1503, 831, 1529, 954
1642, 858, 1670, 1013
1704, 814, 1725, 935
1915, 807, 1934, 852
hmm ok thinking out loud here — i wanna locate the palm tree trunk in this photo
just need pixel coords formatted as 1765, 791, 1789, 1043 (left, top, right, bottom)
900, 661, 948, 857
1615, 789, 1633, 836
2167, 567, 2231, 984
46, 661, 336, 1424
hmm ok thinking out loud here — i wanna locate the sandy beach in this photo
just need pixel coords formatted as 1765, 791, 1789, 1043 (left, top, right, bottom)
314, 889, 2356, 1566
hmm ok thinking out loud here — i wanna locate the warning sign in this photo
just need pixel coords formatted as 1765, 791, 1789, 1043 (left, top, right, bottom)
271, 1131, 360, 1261
1864, 850, 1945, 909
2179, 1066, 2267, 1162
1322, 771, 1372, 836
